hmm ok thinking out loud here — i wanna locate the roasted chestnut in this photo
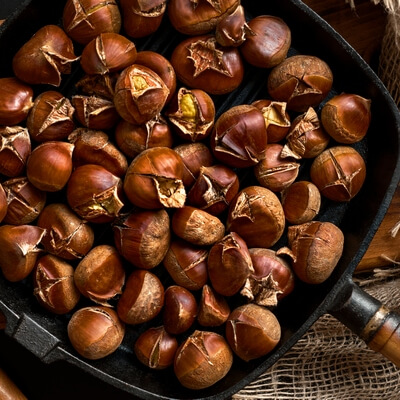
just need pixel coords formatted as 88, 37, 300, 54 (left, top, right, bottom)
197, 284, 230, 327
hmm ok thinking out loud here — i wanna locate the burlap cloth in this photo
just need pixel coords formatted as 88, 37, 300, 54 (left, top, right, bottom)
234, 2, 400, 398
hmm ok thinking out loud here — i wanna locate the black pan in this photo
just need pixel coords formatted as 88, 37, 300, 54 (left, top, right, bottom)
0, 0, 400, 399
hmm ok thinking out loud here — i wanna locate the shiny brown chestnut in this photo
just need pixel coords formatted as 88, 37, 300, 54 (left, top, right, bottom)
241, 248, 295, 307
0, 126, 31, 178
12, 25, 79, 86
37, 203, 95, 260
281, 221, 344, 284
69, 128, 128, 177
168, 0, 239, 35
310, 145, 366, 202
163, 285, 197, 335
80, 33, 137, 75
281, 180, 321, 224
240, 15, 291, 68
0, 224, 46, 282
117, 269, 164, 325
252, 99, 291, 143
113, 209, 171, 270
72, 94, 120, 130
170, 35, 244, 95
114, 64, 169, 125
165, 87, 215, 142
254, 143, 300, 193
225, 303, 281, 361
123, 147, 186, 209
27, 91, 75, 142
207, 232, 253, 297
197, 284, 230, 327
67, 306, 125, 360
75, 72, 119, 100
321, 93, 372, 144
115, 116, 174, 159
134, 326, 178, 370
187, 164, 239, 215
173, 142, 214, 188
174, 330, 233, 390
67, 164, 124, 223
226, 186, 286, 248
281, 107, 330, 160
162, 238, 208, 291
26, 141, 74, 192
2, 177, 47, 225
0, 78, 34, 126
33, 254, 81, 314
0, 184, 7, 223
74, 245, 125, 305
120, 0, 167, 38
63, 0, 122, 45
210, 104, 267, 168
171, 206, 225, 246
267, 54, 333, 112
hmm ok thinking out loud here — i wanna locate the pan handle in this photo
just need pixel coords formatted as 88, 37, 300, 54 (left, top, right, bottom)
331, 279, 400, 367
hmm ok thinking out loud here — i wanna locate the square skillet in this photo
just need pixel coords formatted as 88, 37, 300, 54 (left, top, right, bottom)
0, 0, 400, 399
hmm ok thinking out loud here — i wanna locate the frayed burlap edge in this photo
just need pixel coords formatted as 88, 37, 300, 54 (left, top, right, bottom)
233, 266, 400, 400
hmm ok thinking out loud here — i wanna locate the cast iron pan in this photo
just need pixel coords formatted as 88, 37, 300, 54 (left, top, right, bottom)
0, 0, 400, 399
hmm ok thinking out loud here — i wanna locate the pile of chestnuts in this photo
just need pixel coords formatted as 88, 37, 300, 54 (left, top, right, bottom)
0, 0, 372, 391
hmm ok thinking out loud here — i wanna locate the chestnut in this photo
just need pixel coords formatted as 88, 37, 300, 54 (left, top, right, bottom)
80, 32, 137, 75
27, 91, 75, 142
282, 221, 344, 284
321, 93, 372, 144
168, 0, 239, 35
225, 303, 281, 361
76, 72, 118, 100
267, 54, 333, 112
123, 147, 186, 209
174, 330, 233, 390
171, 206, 225, 246
0, 224, 45, 282
12, 25, 79, 86
207, 232, 254, 297
0, 126, 31, 178
69, 128, 128, 177
33, 254, 80, 314
63, 0, 122, 45
117, 269, 164, 325
187, 164, 239, 215
26, 141, 74, 192
113, 208, 171, 270
240, 15, 291, 68
74, 245, 125, 305
165, 87, 215, 142
310, 145, 366, 202
67, 164, 124, 223
170, 35, 244, 95
0, 78, 34, 126
241, 248, 295, 307
0, 184, 7, 223
37, 203, 95, 260
115, 116, 174, 159
135, 51, 177, 104
281, 180, 321, 224
67, 306, 125, 360
254, 143, 300, 192
2, 177, 47, 225
197, 284, 230, 327
134, 326, 178, 370
281, 107, 330, 160
120, 0, 167, 38
210, 104, 267, 168
72, 95, 120, 130
163, 285, 197, 335
113, 64, 169, 125
226, 186, 286, 248
252, 99, 291, 143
